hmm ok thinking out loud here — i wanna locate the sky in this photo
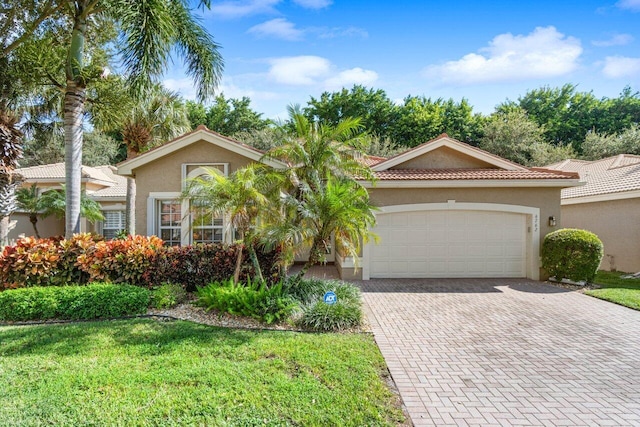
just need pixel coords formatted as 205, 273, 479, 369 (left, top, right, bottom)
163, 0, 640, 120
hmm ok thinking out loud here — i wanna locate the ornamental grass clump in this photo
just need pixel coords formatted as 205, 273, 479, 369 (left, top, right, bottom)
542, 228, 604, 283
289, 278, 363, 331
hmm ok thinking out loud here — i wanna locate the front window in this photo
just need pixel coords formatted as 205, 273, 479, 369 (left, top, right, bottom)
158, 200, 182, 246
102, 210, 126, 240
191, 202, 224, 244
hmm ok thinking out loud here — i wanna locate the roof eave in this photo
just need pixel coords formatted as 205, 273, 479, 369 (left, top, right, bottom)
359, 178, 583, 189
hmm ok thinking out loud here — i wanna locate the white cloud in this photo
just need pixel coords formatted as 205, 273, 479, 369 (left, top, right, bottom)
592, 33, 634, 47
292, 0, 332, 9
424, 26, 582, 85
616, 0, 640, 11
602, 56, 640, 78
268, 56, 332, 85
324, 68, 378, 89
163, 78, 198, 100
209, 0, 281, 18
267, 55, 378, 88
248, 18, 304, 40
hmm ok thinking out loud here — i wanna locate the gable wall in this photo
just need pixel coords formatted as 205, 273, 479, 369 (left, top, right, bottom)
133, 139, 255, 235
390, 146, 496, 170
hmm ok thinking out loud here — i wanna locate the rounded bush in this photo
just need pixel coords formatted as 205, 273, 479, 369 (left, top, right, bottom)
542, 228, 604, 283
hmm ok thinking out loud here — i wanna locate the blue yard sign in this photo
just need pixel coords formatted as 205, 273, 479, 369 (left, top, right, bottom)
323, 291, 337, 305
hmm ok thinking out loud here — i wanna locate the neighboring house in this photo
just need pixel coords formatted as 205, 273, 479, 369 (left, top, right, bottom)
546, 155, 640, 273
117, 126, 580, 281
9, 163, 127, 242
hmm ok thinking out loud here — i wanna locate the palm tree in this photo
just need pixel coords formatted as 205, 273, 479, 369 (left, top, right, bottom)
16, 184, 104, 238
5, 1, 223, 238
121, 84, 191, 235
261, 107, 377, 277
263, 105, 374, 192
183, 165, 280, 284
274, 178, 378, 279
0, 112, 23, 246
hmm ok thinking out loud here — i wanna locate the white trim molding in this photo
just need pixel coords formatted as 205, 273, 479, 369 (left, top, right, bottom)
362, 202, 541, 281
118, 127, 287, 176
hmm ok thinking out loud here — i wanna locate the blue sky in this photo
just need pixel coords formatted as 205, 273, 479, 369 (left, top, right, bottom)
163, 0, 640, 120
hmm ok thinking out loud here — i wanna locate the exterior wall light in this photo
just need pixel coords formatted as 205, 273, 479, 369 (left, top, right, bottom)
548, 216, 557, 227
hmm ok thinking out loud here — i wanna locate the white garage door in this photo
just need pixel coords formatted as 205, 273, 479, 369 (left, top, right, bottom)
370, 210, 527, 278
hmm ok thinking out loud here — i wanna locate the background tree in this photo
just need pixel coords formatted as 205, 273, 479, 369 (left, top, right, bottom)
581, 125, 640, 160
186, 95, 270, 136
7, 0, 223, 238
480, 108, 576, 166
391, 96, 485, 147
232, 127, 287, 151
120, 85, 191, 234
304, 85, 399, 141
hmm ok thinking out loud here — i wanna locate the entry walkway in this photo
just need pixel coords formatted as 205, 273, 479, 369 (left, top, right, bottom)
358, 278, 640, 426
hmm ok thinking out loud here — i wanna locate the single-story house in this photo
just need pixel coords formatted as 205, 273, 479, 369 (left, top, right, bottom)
116, 125, 580, 280
545, 155, 640, 273
9, 163, 127, 242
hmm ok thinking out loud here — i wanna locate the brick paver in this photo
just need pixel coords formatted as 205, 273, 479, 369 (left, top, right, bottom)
357, 278, 640, 426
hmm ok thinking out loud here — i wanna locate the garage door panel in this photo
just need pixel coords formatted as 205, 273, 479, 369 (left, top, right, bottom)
371, 209, 526, 278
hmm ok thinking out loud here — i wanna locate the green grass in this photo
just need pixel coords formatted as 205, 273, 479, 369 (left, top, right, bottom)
0, 319, 404, 426
586, 271, 640, 310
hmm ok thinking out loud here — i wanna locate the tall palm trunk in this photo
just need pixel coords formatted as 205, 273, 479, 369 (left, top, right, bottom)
126, 177, 135, 235
64, 81, 85, 237
63, 11, 87, 238
29, 214, 40, 239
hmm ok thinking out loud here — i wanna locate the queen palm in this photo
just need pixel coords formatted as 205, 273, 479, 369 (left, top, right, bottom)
121, 84, 191, 235
5, 0, 223, 238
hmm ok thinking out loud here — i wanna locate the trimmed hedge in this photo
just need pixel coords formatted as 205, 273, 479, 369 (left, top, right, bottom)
542, 228, 604, 283
0, 236, 280, 290
145, 244, 281, 291
0, 283, 150, 322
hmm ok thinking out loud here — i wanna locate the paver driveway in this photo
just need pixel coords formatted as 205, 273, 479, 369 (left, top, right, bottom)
359, 279, 640, 426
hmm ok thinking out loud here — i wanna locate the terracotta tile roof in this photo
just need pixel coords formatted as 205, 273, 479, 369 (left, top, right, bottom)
360, 155, 386, 167
90, 166, 127, 199
546, 154, 640, 199
372, 168, 578, 181
16, 163, 115, 185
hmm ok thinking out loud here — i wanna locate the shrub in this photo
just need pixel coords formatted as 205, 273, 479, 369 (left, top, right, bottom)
290, 279, 363, 331
196, 278, 298, 324
145, 244, 281, 291
542, 228, 604, 283
0, 283, 150, 322
0, 234, 101, 289
151, 283, 188, 309
77, 235, 164, 285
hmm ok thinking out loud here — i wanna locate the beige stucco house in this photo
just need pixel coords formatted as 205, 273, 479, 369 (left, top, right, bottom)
117, 126, 580, 280
546, 155, 640, 273
9, 163, 127, 242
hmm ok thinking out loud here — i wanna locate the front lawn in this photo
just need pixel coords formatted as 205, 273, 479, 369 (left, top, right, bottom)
0, 319, 404, 426
586, 271, 640, 310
